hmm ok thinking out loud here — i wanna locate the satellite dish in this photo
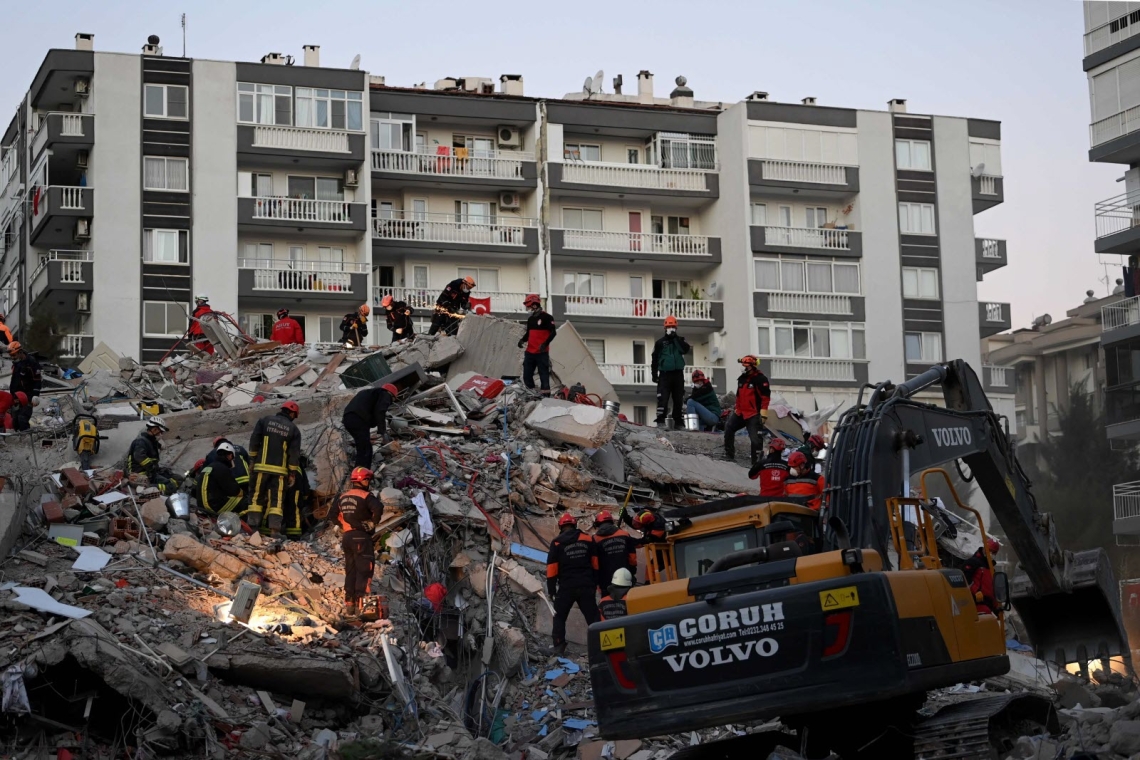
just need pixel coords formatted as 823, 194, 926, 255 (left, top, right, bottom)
349, 54, 361, 70
971, 163, 986, 178
593, 70, 604, 93
583, 77, 593, 96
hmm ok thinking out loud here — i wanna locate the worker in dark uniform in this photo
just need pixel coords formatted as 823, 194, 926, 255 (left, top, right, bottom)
593, 510, 637, 592
651, 315, 690, 428
599, 568, 634, 621
270, 308, 305, 345
518, 294, 557, 395
724, 355, 770, 465
197, 442, 244, 515
964, 538, 1001, 615
546, 513, 600, 655
795, 434, 826, 475
128, 417, 177, 493
380, 294, 415, 343
342, 383, 398, 468
329, 467, 383, 616
749, 437, 789, 497
429, 276, 474, 336
248, 401, 302, 536
686, 369, 722, 431
631, 508, 668, 545
204, 437, 251, 491
339, 304, 370, 347
189, 294, 214, 355
8, 342, 40, 432
784, 451, 823, 511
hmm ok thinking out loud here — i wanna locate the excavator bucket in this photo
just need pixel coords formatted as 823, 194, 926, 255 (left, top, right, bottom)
1010, 547, 1132, 668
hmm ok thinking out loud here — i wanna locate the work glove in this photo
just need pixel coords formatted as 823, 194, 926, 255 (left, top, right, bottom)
748, 462, 762, 479
974, 591, 984, 603
517, 338, 526, 349
547, 579, 557, 598
651, 375, 659, 384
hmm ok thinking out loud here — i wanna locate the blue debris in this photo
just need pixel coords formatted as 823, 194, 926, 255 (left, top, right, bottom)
545, 688, 555, 698
538, 725, 548, 737
563, 718, 596, 730
557, 658, 580, 674
544, 668, 566, 681
510, 542, 548, 564
531, 708, 549, 722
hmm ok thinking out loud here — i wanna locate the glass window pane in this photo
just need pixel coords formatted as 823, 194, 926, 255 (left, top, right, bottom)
751, 204, 767, 226
316, 178, 342, 201
583, 145, 601, 161
793, 326, 810, 357
331, 99, 346, 130
914, 141, 931, 170
288, 177, 315, 198
168, 159, 188, 191
144, 302, 165, 333
144, 157, 165, 189
920, 269, 938, 297
238, 83, 255, 92
807, 262, 832, 293
896, 140, 910, 168
905, 333, 922, 362
275, 95, 292, 126
834, 264, 860, 293
168, 87, 187, 118
781, 261, 805, 292
583, 209, 603, 230
564, 208, 582, 228
779, 206, 792, 226
757, 325, 770, 355
316, 100, 328, 127
167, 303, 188, 333
902, 269, 918, 297
296, 96, 312, 127
830, 329, 850, 359
755, 260, 780, 290
413, 266, 429, 289
811, 327, 830, 358
145, 85, 164, 116
592, 274, 605, 295
347, 101, 362, 131
922, 205, 935, 234
853, 329, 866, 359
480, 269, 500, 291
238, 93, 254, 123
774, 326, 794, 356
563, 273, 575, 294
924, 333, 942, 361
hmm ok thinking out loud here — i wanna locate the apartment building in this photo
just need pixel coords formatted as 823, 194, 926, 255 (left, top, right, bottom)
0, 35, 1009, 424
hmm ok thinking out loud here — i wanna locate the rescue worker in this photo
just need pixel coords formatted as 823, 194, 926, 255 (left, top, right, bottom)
248, 401, 302, 536
342, 383, 398, 468
128, 417, 177, 493
651, 316, 690, 428
749, 437, 790, 497
329, 467, 383, 616
197, 442, 244, 516
0, 312, 13, 348
429, 276, 474, 336
339, 304, 370, 347
599, 568, 634, 621
188, 295, 214, 355
380, 294, 415, 343
631, 508, 668, 545
724, 355, 770, 465
270, 308, 305, 345
784, 451, 824, 511
593, 510, 637, 593
964, 538, 1001, 614
797, 434, 826, 475
281, 454, 312, 538
518, 294, 557, 395
8, 342, 40, 432
204, 437, 251, 491
546, 513, 600, 655
0, 391, 26, 431
685, 369, 721, 431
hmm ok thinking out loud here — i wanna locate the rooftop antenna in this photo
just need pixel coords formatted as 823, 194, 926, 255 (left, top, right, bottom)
971, 163, 986, 178
349, 54, 361, 70
582, 76, 593, 98
181, 13, 186, 57
592, 69, 604, 94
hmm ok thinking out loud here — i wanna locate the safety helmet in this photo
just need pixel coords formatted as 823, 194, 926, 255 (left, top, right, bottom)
558, 513, 577, 527
986, 537, 1001, 555
145, 416, 169, 432
769, 437, 786, 452
350, 466, 373, 486
739, 355, 758, 368
212, 436, 230, 448
281, 400, 300, 416
636, 510, 655, 526
788, 451, 808, 469
277, 308, 289, 319
380, 295, 393, 308
13, 391, 27, 406
808, 434, 826, 450
381, 383, 399, 397
691, 369, 707, 384
463, 276, 476, 288
358, 304, 370, 317
523, 294, 542, 309
611, 568, 634, 587
594, 510, 614, 525
663, 315, 678, 328
7, 341, 22, 356
216, 442, 236, 456
195, 294, 209, 303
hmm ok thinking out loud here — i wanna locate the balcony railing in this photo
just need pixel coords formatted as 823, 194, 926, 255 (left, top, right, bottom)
237, 258, 369, 273
248, 197, 353, 223
599, 363, 718, 387
563, 295, 716, 321
373, 286, 530, 314
978, 175, 998, 195
238, 259, 364, 293
1115, 481, 1140, 521
31, 249, 92, 283
373, 211, 535, 246
372, 147, 533, 179
31, 113, 90, 157
1104, 295, 1140, 332
252, 125, 351, 153
1095, 191, 1140, 239
561, 162, 710, 191
759, 159, 848, 185
984, 365, 1010, 388
60, 335, 92, 358
557, 229, 712, 255
1086, 11, 1140, 56
1092, 104, 1140, 147
763, 226, 850, 250
769, 357, 856, 382
979, 238, 1003, 258
766, 292, 853, 316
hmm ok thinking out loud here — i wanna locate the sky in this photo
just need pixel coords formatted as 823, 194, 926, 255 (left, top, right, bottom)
0, 0, 1117, 330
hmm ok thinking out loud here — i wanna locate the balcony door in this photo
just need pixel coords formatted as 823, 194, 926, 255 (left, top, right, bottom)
629, 212, 642, 251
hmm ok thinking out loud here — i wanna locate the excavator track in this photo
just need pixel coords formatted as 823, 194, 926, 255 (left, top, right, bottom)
913, 693, 1058, 760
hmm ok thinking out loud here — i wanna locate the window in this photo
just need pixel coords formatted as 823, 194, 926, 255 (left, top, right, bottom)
584, 339, 606, 364
805, 207, 828, 228
676, 530, 755, 578
968, 140, 1003, 176
318, 316, 337, 343
564, 272, 605, 295
902, 267, 939, 299
411, 199, 427, 221
376, 266, 395, 287
237, 83, 292, 126
237, 172, 273, 197
895, 139, 932, 171
372, 113, 415, 152
632, 340, 647, 365
904, 332, 943, 363
143, 157, 188, 191
287, 176, 343, 200
458, 267, 499, 291
317, 246, 345, 269
143, 301, 189, 337
562, 207, 603, 230
633, 406, 648, 425
630, 276, 644, 298
373, 200, 395, 220
242, 242, 273, 264
144, 84, 188, 119
143, 229, 188, 264
627, 147, 640, 164
650, 132, 716, 170
412, 265, 429, 289
751, 203, 767, 226
778, 206, 792, 227
295, 88, 363, 131
241, 313, 275, 339
898, 202, 936, 235
1092, 58, 1140, 122
564, 143, 601, 161
661, 279, 692, 299
455, 201, 494, 225
754, 258, 860, 294
756, 319, 866, 360
453, 135, 495, 157
750, 125, 859, 165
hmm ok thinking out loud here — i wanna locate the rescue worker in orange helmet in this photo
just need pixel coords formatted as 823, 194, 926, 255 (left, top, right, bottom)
8, 342, 38, 432
724, 355, 770, 465
651, 315, 691, 428
430, 276, 475, 336
381, 293, 415, 343
188, 295, 214, 355
964, 537, 1001, 615
329, 467, 383, 616
749, 436, 790, 497
339, 305, 370, 347
783, 450, 824, 511
518, 294, 557, 395
546, 513, 600, 655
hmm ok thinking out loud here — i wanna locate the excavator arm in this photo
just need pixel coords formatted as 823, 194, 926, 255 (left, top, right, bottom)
826, 360, 1129, 666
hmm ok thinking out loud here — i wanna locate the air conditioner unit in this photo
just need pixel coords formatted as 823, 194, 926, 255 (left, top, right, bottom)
74, 79, 90, 97
499, 191, 520, 209
76, 151, 89, 169
74, 219, 90, 240
344, 168, 358, 187
497, 125, 520, 148
76, 292, 90, 312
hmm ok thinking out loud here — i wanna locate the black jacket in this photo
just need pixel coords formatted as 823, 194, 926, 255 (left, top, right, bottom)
593, 522, 637, 591
385, 301, 414, 335
127, 432, 162, 478
437, 279, 471, 312
599, 586, 631, 621
343, 387, 394, 435
204, 444, 251, 485
339, 314, 369, 346
651, 334, 691, 378
329, 487, 383, 535
10, 355, 41, 397
198, 459, 242, 514
546, 527, 598, 594
249, 411, 302, 475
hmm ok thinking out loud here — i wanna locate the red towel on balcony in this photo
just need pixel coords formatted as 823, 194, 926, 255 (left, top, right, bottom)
469, 297, 491, 315
633, 299, 648, 317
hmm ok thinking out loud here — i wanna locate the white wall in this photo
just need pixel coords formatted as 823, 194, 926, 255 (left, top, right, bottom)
193, 60, 239, 319
91, 53, 142, 359
933, 116, 981, 370
710, 103, 751, 366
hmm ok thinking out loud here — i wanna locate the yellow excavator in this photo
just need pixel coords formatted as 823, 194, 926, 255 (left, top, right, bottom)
588, 361, 1128, 758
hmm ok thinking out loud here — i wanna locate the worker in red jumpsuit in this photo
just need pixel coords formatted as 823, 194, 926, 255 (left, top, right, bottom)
964, 538, 1001, 614
188, 294, 214, 355
271, 308, 305, 345
724, 355, 770, 465
784, 451, 823, 510
0, 391, 27, 431
750, 437, 789, 497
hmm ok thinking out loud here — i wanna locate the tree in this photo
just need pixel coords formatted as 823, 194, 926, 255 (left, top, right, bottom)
25, 305, 63, 364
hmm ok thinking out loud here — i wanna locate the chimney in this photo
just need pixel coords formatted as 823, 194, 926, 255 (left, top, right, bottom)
670, 76, 694, 108
75, 33, 94, 51
746, 91, 769, 101
369, 74, 386, 87
637, 70, 654, 104
261, 52, 287, 65
435, 77, 458, 91
613, 74, 623, 95
888, 98, 907, 113
500, 74, 524, 96
142, 35, 162, 56
801, 97, 817, 106
302, 44, 320, 67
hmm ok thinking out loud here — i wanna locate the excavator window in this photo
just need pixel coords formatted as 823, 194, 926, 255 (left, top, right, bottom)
675, 529, 755, 578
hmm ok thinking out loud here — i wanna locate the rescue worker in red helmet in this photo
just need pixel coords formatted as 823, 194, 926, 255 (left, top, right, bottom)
627, 508, 668, 546
380, 294, 415, 343
964, 537, 1001, 615
783, 451, 824, 511
724, 355, 770, 465
329, 467, 383, 616
270, 308, 305, 345
248, 401, 302, 536
749, 437, 790, 497
0, 390, 26, 432
518, 294, 557, 396
651, 315, 691, 429
545, 513, 600, 655
797, 434, 826, 475
599, 568, 634, 621
592, 510, 637, 593
686, 369, 722, 431
342, 383, 399, 468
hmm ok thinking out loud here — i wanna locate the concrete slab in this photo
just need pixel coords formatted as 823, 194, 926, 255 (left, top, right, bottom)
549, 321, 616, 402
388, 335, 464, 371
589, 442, 625, 482
0, 489, 26, 560
78, 342, 122, 374
628, 448, 755, 493
449, 315, 526, 380
525, 399, 617, 448
535, 597, 590, 646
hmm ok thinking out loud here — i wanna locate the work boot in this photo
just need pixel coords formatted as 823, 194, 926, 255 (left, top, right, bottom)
543, 640, 567, 656
344, 600, 358, 617
265, 514, 284, 539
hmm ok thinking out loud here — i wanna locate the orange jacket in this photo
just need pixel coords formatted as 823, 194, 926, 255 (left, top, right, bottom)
784, 474, 824, 511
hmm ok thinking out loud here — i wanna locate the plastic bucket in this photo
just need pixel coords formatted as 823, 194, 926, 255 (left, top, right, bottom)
168, 493, 190, 518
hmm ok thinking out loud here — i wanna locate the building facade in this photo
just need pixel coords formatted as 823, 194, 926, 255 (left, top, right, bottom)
0, 35, 1008, 423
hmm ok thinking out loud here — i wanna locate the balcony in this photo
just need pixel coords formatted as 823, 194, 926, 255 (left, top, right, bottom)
1114, 481, 1140, 538
31, 112, 94, 159
750, 225, 861, 258
979, 301, 1011, 338
30, 250, 93, 315
1093, 191, 1140, 255
238, 124, 365, 170
970, 174, 1004, 214
1086, 10, 1140, 58
59, 334, 94, 361
547, 162, 718, 204
975, 237, 1007, 280
748, 159, 858, 200
30, 186, 93, 247
599, 363, 726, 398
372, 211, 539, 258
236, 196, 367, 236
237, 259, 368, 307
549, 229, 720, 269
753, 292, 862, 320
373, 286, 531, 317
1107, 381, 1140, 439
549, 294, 724, 332
1089, 104, 1140, 163
371, 147, 538, 192
1102, 295, 1140, 345
982, 364, 1012, 394
762, 357, 867, 385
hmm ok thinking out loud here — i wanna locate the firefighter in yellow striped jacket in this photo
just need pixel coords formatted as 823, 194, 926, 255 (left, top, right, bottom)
127, 417, 177, 493
197, 442, 244, 515
247, 401, 303, 537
